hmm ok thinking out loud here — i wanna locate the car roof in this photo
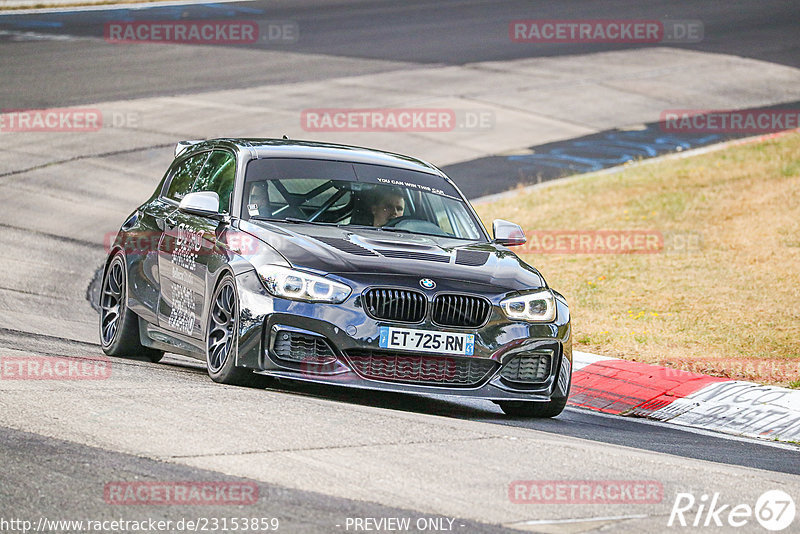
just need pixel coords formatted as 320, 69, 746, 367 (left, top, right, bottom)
187, 138, 449, 179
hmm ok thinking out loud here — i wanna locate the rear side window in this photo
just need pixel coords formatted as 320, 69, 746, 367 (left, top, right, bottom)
164, 152, 209, 202
192, 150, 236, 213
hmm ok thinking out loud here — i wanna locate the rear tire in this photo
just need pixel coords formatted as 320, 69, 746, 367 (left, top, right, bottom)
498, 397, 568, 418
99, 252, 164, 363
205, 274, 265, 387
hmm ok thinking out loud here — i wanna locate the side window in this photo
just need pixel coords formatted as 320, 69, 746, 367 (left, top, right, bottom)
193, 150, 236, 213
164, 153, 209, 202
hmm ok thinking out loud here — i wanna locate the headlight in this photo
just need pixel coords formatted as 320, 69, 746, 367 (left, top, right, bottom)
257, 265, 351, 304
500, 289, 556, 322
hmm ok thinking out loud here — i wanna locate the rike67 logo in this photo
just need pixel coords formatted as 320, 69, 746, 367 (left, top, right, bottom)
668, 490, 795, 531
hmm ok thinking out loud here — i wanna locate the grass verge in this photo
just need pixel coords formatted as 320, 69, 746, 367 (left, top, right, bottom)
475, 133, 800, 387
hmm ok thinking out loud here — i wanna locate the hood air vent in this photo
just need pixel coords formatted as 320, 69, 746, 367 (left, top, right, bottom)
374, 249, 450, 263
455, 250, 490, 266
314, 236, 378, 256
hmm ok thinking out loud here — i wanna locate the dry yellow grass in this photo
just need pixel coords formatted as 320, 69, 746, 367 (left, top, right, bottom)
475, 133, 800, 386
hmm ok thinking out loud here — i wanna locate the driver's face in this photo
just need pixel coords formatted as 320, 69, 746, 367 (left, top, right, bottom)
372, 195, 405, 227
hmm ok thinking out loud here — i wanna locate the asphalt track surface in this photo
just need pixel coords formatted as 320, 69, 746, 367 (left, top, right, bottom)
1, 327, 799, 532
0, 0, 798, 108
1, 1, 800, 532
1, 425, 513, 534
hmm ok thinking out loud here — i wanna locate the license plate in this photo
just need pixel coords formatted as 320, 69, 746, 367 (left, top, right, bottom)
379, 327, 474, 356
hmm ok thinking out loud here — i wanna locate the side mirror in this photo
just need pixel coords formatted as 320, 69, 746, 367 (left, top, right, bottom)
179, 191, 221, 219
492, 219, 526, 246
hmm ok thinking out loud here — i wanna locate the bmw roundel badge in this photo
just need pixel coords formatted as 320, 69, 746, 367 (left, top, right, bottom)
419, 278, 436, 289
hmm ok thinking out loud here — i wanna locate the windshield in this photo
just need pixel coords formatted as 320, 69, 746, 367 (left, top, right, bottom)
243, 159, 485, 241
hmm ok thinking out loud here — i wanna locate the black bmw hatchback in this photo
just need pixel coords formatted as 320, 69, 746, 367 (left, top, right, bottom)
100, 138, 572, 417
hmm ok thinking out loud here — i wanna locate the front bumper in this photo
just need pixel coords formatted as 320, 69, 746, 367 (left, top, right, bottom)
234, 270, 572, 402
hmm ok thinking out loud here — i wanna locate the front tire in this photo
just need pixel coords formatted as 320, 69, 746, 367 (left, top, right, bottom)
205, 274, 263, 387
99, 252, 164, 363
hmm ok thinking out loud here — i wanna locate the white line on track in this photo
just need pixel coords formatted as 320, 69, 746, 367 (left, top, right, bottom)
0, 29, 82, 40
508, 513, 648, 526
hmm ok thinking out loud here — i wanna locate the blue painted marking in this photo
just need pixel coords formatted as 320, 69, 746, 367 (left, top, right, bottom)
379, 327, 389, 348
506, 126, 723, 173
465, 334, 474, 356
203, 3, 265, 14
6, 21, 63, 28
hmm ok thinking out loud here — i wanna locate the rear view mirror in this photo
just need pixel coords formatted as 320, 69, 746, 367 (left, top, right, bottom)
492, 219, 526, 246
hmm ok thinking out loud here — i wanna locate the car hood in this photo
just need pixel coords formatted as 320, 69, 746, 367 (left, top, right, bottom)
238, 220, 545, 292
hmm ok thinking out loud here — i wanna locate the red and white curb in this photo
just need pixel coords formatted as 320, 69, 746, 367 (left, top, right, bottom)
569, 352, 800, 443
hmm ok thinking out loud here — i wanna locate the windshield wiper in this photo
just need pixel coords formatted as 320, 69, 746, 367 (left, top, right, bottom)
347, 225, 416, 235
252, 217, 340, 226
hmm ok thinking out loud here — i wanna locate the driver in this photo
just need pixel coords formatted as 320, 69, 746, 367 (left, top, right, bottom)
370, 186, 405, 227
